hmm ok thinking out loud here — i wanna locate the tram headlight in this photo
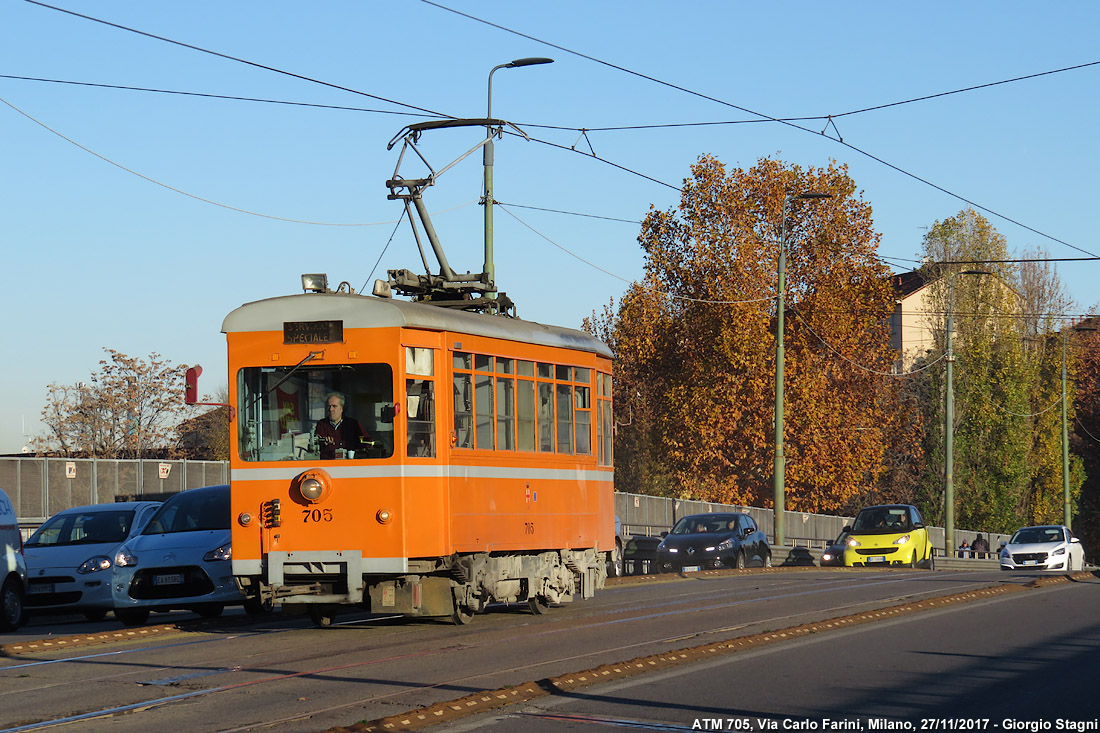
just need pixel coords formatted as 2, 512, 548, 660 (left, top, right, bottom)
301, 273, 329, 293
293, 469, 332, 504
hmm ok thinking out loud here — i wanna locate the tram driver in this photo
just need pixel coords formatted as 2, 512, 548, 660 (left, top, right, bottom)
314, 391, 372, 459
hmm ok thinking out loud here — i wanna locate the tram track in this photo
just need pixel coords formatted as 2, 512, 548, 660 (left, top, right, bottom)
2, 569, 1049, 732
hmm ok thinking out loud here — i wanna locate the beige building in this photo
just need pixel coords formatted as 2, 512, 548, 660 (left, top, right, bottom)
889, 270, 939, 372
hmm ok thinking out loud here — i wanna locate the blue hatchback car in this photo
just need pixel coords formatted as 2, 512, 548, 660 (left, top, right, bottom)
111, 485, 248, 626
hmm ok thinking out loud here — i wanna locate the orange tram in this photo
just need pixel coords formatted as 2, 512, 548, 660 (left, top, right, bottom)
222, 282, 615, 626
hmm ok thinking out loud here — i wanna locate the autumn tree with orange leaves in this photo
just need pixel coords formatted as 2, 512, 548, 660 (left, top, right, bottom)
594, 156, 917, 513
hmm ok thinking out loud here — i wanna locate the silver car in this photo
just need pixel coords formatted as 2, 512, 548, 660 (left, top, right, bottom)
999, 525, 1086, 572
112, 485, 248, 626
24, 501, 162, 621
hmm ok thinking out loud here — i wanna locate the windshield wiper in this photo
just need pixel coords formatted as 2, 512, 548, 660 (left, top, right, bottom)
244, 350, 324, 413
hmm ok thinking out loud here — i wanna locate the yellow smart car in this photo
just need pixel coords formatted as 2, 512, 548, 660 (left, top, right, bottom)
842, 504, 933, 568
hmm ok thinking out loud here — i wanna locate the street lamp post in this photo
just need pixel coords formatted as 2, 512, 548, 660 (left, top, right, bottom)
1062, 325, 1096, 527
773, 191, 830, 547
484, 57, 553, 305
943, 269, 989, 555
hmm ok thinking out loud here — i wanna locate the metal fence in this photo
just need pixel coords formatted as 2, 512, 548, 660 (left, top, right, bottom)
613, 491, 1011, 556
1, 457, 229, 529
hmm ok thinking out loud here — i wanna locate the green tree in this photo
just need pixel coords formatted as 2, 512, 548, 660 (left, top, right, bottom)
914, 210, 1077, 533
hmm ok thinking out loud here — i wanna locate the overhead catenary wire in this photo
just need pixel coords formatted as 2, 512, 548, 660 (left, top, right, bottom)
0, 95, 478, 226
790, 310, 947, 378
20, 2, 1100, 260
1075, 415, 1100, 444
25, 0, 453, 120
988, 397, 1064, 419
0, 74, 451, 118
497, 204, 775, 306
424, 0, 1100, 260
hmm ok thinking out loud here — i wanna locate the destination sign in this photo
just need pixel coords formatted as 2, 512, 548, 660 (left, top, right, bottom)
284, 320, 343, 344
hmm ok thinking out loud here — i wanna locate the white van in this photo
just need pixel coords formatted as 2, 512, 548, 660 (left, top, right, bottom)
0, 488, 28, 631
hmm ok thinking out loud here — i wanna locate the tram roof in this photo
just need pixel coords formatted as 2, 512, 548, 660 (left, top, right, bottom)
222, 292, 613, 358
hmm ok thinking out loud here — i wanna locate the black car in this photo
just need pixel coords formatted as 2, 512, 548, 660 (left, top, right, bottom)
819, 530, 849, 567
655, 512, 770, 573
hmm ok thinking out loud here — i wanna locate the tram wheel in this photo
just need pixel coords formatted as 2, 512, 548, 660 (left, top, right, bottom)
309, 606, 336, 628
451, 590, 474, 625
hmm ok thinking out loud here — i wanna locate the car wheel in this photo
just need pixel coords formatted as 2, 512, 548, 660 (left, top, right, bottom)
116, 609, 150, 627
735, 551, 746, 570
606, 540, 624, 578
0, 576, 27, 632
83, 609, 109, 622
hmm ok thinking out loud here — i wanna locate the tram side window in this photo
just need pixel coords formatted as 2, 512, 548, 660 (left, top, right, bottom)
555, 383, 573, 454
597, 372, 613, 466
496, 376, 515, 450
517, 378, 536, 451
574, 384, 591, 455
237, 363, 395, 462
475, 370, 494, 448
451, 351, 598, 457
453, 372, 473, 449
405, 347, 436, 458
538, 381, 555, 452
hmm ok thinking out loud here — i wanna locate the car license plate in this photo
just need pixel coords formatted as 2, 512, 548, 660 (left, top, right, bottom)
1023, 559, 1037, 566
682, 565, 701, 573
869, 556, 886, 563
154, 573, 184, 586
28, 583, 54, 594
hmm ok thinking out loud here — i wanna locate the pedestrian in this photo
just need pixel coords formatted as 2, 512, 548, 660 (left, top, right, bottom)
958, 540, 971, 558
971, 533, 990, 559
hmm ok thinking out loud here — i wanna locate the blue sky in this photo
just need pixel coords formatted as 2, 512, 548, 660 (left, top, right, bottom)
3, 1, 1098, 453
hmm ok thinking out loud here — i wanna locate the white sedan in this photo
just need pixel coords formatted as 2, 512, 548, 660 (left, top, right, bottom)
999, 525, 1085, 572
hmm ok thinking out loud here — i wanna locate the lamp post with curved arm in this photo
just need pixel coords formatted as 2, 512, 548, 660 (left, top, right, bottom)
483, 57, 553, 305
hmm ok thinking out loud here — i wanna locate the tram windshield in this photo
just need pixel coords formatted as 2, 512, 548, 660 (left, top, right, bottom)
237, 363, 395, 462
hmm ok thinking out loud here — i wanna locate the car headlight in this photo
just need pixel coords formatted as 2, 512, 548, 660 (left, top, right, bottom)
77, 555, 113, 574
115, 548, 139, 567
1053, 547, 1066, 556
893, 534, 911, 546
847, 538, 861, 548
822, 552, 834, 562
716, 539, 732, 551
1000, 548, 1010, 559
204, 544, 232, 562
667, 547, 678, 554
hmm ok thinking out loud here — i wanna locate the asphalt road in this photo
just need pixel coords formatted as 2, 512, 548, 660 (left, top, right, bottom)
1, 568, 1094, 732
450, 572, 1100, 731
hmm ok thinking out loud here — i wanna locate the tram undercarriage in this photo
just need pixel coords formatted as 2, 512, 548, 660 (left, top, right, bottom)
242, 548, 609, 627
